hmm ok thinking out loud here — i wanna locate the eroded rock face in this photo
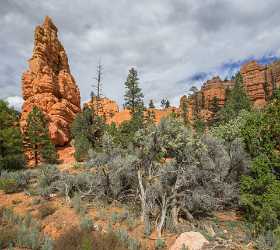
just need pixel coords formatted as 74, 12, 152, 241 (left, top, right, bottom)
85, 97, 119, 121
180, 76, 234, 122
20, 16, 81, 146
241, 60, 280, 107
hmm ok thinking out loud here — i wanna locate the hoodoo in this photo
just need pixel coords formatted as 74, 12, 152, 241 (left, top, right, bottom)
20, 16, 81, 146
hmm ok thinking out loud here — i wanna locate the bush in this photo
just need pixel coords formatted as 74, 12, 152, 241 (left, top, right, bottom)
155, 238, 166, 249
53, 226, 129, 250
80, 216, 94, 232
0, 178, 18, 193
38, 204, 56, 219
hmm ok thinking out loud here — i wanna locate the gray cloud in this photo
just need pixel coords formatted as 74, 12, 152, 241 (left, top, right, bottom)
1, 0, 280, 108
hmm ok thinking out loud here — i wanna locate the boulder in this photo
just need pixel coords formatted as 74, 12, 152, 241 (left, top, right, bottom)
170, 231, 209, 250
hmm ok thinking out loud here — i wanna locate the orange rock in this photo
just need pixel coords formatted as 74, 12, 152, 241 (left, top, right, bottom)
20, 16, 81, 146
180, 76, 234, 122
241, 60, 280, 107
85, 97, 119, 121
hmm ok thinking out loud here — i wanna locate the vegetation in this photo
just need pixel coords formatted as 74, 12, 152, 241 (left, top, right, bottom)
23, 106, 57, 166
218, 72, 251, 123
0, 100, 24, 170
71, 107, 105, 161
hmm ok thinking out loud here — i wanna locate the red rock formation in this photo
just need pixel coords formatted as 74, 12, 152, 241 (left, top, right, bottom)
108, 107, 179, 125
20, 16, 81, 146
180, 76, 234, 122
241, 60, 280, 107
85, 97, 119, 121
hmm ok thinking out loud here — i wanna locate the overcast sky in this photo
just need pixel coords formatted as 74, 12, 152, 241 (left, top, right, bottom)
1, 0, 280, 110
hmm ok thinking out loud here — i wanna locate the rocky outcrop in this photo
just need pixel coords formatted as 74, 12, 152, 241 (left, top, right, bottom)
108, 107, 179, 125
181, 59, 280, 122
180, 76, 234, 122
20, 16, 81, 146
85, 97, 119, 121
241, 60, 280, 107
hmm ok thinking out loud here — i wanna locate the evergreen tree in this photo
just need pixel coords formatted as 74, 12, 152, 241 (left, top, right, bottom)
209, 96, 220, 114
148, 99, 155, 109
160, 98, 170, 109
165, 99, 170, 108
144, 109, 156, 126
0, 100, 24, 170
71, 107, 105, 161
23, 106, 57, 166
124, 68, 144, 115
218, 72, 251, 123
180, 96, 189, 126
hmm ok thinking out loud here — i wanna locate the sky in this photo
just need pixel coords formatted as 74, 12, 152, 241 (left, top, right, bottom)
1, 0, 280, 110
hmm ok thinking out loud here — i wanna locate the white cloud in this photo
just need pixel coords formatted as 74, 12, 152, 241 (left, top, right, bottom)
5, 96, 23, 111
0, 0, 280, 108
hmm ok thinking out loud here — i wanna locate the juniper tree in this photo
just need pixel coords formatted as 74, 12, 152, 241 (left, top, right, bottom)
23, 106, 57, 166
0, 100, 24, 170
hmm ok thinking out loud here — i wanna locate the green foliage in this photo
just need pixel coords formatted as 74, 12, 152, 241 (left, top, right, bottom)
155, 238, 166, 249
218, 72, 251, 123
180, 95, 189, 126
0, 208, 47, 250
0, 170, 32, 194
23, 106, 57, 166
0, 178, 18, 193
241, 155, 280, 233
193, 118, 206, 134
0, 100, 24, 170
239, 94, 280, 234
124, 67, 144, 115
71, 107, 105, 161
80, 216, 94, 232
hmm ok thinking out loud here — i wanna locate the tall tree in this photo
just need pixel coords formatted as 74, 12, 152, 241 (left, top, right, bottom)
148, 99, 155, 109
92, 62, 104, 115
180, 96, 189, 126
124, 68, 144, 115
218, 72, 251, 123
23, 107, 57, 166
0, 100, 24, 170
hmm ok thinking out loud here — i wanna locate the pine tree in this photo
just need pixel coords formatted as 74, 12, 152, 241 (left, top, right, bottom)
124, 68, 144, 115
0, 100, 24, 170
209, 96, 220, 114
148, 99, 155, 109
23, 106, 57, 166
218, 72, 251, 123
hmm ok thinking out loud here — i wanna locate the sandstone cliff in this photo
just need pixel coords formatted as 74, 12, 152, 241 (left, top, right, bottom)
20, 16, 81, 146
181, 60, 280, 122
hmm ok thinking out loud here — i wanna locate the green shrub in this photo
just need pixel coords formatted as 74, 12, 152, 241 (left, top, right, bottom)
155, 238, 166, 249
0, 178, 18, 193
80, 216, 94, 232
